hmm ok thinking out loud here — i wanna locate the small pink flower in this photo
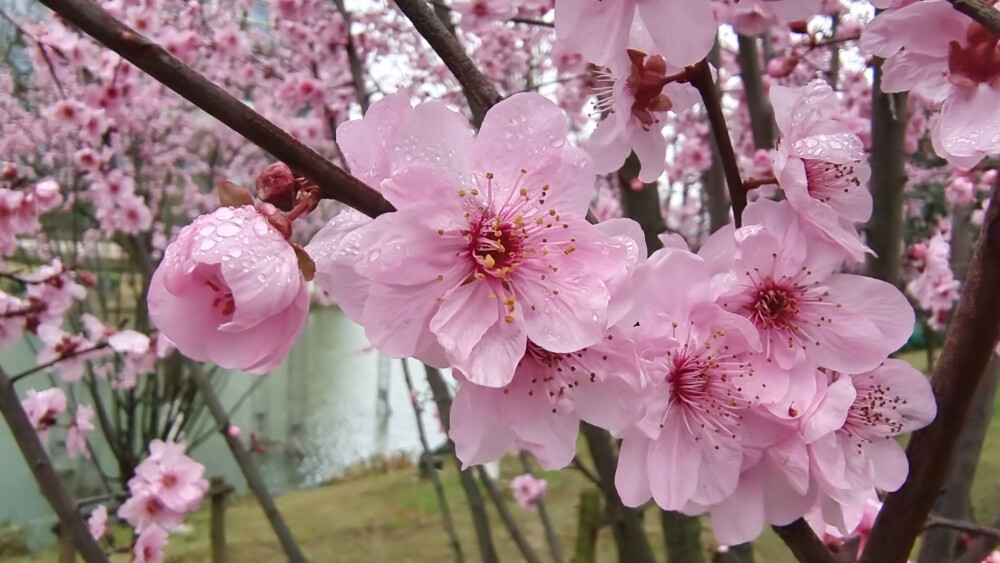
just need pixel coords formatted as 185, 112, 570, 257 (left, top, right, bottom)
118, 490, 185, 533
510, 474, 547, 509
66, 405, 95, 459
770, 81, 872, 261
21, 387, 67, 443
133, 440, 209, 514
946, 176, 976, 206
133, 526, 167, 563
88, 505, 108, 540
227, 425, 241, 438
147, 206, 310, 374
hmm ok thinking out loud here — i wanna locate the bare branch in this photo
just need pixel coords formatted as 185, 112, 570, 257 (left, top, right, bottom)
34, 0, 394, 218
861, 178, 1000, 563
947, 0, 1000, 37
925, 515, 1000, 541
685, 59, 747, 227
0, 365, 109, 563
392, 0, 502, 117
772, 519, 839, 563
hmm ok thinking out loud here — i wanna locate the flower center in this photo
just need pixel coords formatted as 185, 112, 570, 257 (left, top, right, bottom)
949, 23, 1000, 88
205, 277, 235, 318
162, 474, 178, 488
750, 283, 800, 330
468, 213, 525, 277
843, 378, 908, 445
803, 159, 862, 203
624, 49, 675, 130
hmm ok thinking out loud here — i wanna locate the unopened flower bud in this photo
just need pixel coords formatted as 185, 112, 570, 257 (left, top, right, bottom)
257, 202, 293, 240
767, 55, 800, 79
77, 271, 98, 287
255, 162, 297, 211
788, 20, 810, 34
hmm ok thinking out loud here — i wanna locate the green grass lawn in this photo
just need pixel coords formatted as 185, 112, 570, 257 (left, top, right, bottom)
11, 348, 1000, 563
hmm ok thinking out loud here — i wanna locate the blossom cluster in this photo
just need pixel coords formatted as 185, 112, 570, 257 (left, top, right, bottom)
150, 77, 935, 545
117, 440, 209, 563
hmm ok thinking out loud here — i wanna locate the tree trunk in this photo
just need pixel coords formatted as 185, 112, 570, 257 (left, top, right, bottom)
864, 61, 908, 287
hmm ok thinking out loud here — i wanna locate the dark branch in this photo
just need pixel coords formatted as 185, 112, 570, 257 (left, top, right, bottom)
685, 59, 747, 227
0, 366, 109, 563
392, 0, 502, 118
35, 0, 394, 219
509, 17, 554, 27
10, 342, 110, 384
947, 0, 1000, 37
772, 519, 839, 563
925, 515, 1000, 541
861, 178, 1000, 563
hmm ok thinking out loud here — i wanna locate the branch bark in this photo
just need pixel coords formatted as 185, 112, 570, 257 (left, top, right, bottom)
860, 180, 1000, 563
686, 59, 747, 227
0, 366, 109, 563
772, 519, 839, 563
35, 0, 393, 219
392, 0, 501, 121
189, 367, 307, 563
736, 34, 775, 150
946, 0, 1000, 37
864, 61, 908, 287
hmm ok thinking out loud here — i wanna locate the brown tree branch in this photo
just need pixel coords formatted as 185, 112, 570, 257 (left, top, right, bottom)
685, 59, 747, 227
947, 0, 1000, 37
772, 519, 839, 563
925, 515, 1000, 541
0, 366, 109, 563
860, 180, 1000, 563
956, 508, 1000, 563
392, 0, 502, 119
34, 0, 394, 219
332, 0, 371, 115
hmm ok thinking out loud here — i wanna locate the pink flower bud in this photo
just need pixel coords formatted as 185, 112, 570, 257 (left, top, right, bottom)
77, 271, 98, 287
228, 425, 241, 437
766, 56, 799, 79
629, 178, 644, 191
255, 162, 297, 211
147, 206, 309, 374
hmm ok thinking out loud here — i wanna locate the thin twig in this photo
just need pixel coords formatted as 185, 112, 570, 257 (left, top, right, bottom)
477, 466, 544, 563
925, 515, 1000, 541
684, 59, 747, 227
519, 451, 565, 563
0, 365, 109, 563
570, 456, 602, 488
771, 519, 838, 563
947, 0, 1000, 37
392, 0, 502, 117
10, 342, 110, 384
861, 179, 1000, 563
34, 0, 394, 219
508, 17, 553, 27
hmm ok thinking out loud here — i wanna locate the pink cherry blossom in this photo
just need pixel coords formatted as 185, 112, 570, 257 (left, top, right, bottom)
587, 31, 700, 183
554, 0, 715, 68
946, 176, 976, 206
132, 439, 209, 514
770, 81, 873, 261
133, 526, 167, 563
861, 1, 1000, 168
615, 246, 780, 512
88, 505, 108, 540
451, 324, 645, 470
66, 404, 95, 459
705, 200, 914, 383
808, 360, 936, 533
117, 489, 186, 534
21, 387, 67, 443
454, 0, 515, 32
510, 474, 548, 509
907, 233, 960, 330
315, 93, 630, 387
147, 205, 310, 374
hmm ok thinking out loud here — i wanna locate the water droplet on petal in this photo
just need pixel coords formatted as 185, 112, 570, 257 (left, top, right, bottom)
218, 222, 240, 237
